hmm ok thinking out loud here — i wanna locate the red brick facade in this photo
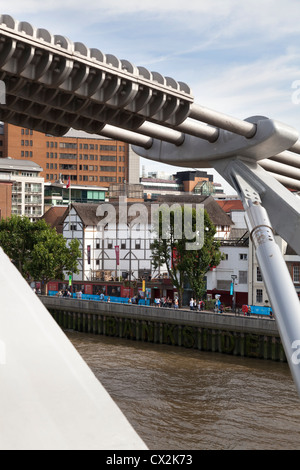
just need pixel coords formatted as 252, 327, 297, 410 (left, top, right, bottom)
0, 123, 129, 188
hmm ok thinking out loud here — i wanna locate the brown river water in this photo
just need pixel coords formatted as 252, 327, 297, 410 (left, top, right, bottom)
66, 330, 300, 450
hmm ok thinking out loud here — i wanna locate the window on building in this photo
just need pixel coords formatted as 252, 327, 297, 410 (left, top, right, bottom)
100, 155, 116, 161
99, 176, 116, 182
100, 166, 117, 172
257, 266, 263, 282
239, 253, 247, 260
256, 289, 263, 303
100, 145, 117, 151
239, 271, 248, 284
60, 142, 77, 149
293, 266, 300, 283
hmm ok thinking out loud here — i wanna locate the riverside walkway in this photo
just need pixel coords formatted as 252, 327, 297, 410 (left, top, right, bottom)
41, 296, 285, 363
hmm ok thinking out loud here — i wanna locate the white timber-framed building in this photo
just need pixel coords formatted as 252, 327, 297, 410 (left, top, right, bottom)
61, 196, 234, 286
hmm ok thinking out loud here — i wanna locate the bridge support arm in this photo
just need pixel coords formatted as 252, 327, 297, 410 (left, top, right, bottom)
230, 173, 300, 396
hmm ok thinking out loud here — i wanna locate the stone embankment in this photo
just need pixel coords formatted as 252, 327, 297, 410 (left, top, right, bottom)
41, 296, 285, 362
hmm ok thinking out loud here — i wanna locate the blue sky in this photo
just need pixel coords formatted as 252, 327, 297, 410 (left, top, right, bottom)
2, 0, 300, 192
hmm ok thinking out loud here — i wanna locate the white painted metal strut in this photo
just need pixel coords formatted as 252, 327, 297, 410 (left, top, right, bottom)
229, 172, 300, 395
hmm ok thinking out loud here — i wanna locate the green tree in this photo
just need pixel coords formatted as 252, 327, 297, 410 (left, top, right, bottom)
151, 205, 223, 307
183, 211, 223, 302
0, 215, 81, 293
151, 205, 186, 307
0, 215, 45, 276
28, 229, 81, 294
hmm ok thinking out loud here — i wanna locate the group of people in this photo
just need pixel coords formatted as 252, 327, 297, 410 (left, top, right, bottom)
56, 289, 72, 298
154, 297, 179, 308
189, 298, 205, 312
128, 294, 142, 304
54, 290, 208, 311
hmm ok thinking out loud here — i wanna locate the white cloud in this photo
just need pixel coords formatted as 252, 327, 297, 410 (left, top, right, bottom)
189, 52, 300, 124
5, 0, 300, 39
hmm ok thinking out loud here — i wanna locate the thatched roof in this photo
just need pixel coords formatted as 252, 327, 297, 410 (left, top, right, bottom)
155, 195, 233, 226
41, 206, 67, 233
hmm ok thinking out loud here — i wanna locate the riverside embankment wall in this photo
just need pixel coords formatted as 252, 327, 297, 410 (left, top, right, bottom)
41, 296, 286, 362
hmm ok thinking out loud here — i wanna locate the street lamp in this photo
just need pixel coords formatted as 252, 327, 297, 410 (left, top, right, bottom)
231, 274, 237, 312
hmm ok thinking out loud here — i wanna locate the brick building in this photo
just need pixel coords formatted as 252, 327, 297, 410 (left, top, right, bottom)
0, 123, 134, 188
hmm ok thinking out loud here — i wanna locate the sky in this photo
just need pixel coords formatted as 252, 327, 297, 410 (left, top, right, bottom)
2, 0, 300, 193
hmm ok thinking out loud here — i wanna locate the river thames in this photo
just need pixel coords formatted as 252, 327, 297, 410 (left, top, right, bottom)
66, 330, 300, 450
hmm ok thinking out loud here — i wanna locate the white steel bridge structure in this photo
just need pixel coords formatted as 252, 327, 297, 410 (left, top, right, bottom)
1, 14, 300, 449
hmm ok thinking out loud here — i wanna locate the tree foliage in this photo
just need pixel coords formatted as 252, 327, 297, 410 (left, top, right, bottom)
0, 215, 81, 293
151, 205, 223, 306
182, 211, 223, 302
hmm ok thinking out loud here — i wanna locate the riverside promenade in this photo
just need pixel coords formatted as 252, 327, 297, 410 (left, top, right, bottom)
41, 296, 286, 362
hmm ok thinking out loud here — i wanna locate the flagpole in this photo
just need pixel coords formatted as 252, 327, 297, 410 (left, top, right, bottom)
67, 175, 73, 295
68, 175, 71, 207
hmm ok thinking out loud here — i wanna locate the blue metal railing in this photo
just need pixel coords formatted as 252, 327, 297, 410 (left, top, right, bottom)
48, 291, 150, 306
